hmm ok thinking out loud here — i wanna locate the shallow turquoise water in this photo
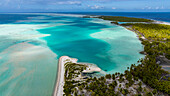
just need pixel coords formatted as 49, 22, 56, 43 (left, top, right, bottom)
38, 16, 144, 72
0, 14, 144, 96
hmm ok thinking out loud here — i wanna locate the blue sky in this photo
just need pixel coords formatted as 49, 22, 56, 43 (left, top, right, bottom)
0, 0, 170, 12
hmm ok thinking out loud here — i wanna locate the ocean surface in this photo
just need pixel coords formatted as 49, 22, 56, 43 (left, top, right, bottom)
0, 13, 145, 96
59, 12, 170, 23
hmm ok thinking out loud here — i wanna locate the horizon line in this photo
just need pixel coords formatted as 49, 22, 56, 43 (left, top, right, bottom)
0, 11, 170, 13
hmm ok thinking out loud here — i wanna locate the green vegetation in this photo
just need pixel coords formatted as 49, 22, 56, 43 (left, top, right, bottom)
121, 23, 170, 59
122, 23, 170, 41
121, 23, 170, 94
64, 62, 87, 96
63, 68, 157, 96
63, 17, 170, 96
63, 62, 168, 96
97, 16, 153, 22
64, 62, 87, 80
111, 21, 119, 25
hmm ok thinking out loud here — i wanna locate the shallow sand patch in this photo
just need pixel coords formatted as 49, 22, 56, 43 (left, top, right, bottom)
90, 24, 144, 73
0, 42, 58, 96
0, 24, 51, 40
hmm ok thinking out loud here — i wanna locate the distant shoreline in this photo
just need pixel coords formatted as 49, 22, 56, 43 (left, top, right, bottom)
83, 15, 170, 25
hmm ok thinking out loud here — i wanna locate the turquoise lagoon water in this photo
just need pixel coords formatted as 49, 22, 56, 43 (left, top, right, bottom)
0, 13, 144, 96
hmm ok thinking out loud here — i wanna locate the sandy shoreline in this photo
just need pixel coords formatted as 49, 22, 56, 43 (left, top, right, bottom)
53, 56, 78, 96
53, 56, 64, 96
152, 20, 170, 25
53, 56, 103, 96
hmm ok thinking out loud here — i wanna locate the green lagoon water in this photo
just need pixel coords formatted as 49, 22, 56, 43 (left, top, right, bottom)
0, 13, 144, 96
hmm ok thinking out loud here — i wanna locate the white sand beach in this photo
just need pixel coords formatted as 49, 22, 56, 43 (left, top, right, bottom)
153, 20, 170, 25
53, 56, 103, 96
53, 56, 78, 96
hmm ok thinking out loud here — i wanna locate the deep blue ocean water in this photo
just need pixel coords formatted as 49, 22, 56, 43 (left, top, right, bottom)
59, 12, 170, 23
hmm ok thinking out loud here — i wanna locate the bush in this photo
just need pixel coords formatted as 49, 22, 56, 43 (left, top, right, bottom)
105, 74, 111, 79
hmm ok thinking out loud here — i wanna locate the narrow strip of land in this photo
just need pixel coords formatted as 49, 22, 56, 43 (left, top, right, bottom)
53, 56, 78, 96
53, 56, 66, 96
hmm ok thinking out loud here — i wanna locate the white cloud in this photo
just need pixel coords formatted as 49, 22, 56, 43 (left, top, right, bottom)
112, 7, 116, 9
142, 6, 164, 10
89, 5, 104, 9
54, 1, 82, 5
